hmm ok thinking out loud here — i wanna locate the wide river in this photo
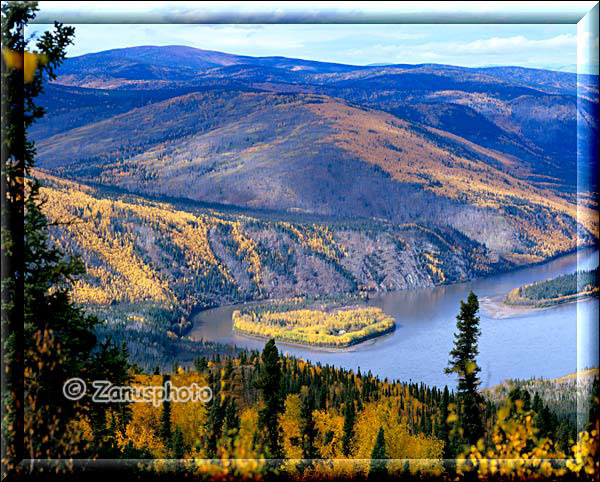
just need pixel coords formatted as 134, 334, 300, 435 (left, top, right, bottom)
191, 248, 598, 389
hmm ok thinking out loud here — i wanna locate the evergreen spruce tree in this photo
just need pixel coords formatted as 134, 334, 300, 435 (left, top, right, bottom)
172, 426, 185, 459
445, 291, 484, 446
1, 2, 130, 472
224, 397, 240, 436
159, 374, 173, 450
194, 356, 208, 373
300, 391, 318, 460
369, 427, 388, 479
256, 339, 283, 458
532, 392, 543, 415
205, 373, 224, 458
342, 393, 355, 456
439, 385, 451, 457
88, 340, 133, 457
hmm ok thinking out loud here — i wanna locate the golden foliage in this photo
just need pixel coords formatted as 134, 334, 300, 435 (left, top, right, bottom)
280, 222, 346, 261
456, 398, 568, 479
566, 420, 599, 477
353, 399, 444, 476
280, 394, 303, 459
232, 307, 395, 347
307, 99, 598, 256
313, 409, 344, 458
2, 47, 48, 82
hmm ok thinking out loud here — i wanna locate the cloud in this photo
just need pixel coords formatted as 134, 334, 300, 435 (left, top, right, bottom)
171, 25, 307, 50
346, 33, 577, 68
25, 22, 577, 71
450, 34, 576, 55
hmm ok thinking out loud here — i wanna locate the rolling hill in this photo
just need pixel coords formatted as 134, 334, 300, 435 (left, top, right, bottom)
37, 170, 511, 361
32, 45, 598, 282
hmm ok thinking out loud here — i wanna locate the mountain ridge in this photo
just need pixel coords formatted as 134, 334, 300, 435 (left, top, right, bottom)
33, 45, 598, 284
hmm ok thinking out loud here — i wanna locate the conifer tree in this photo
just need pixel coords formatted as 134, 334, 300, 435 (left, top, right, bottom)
369, 427, 387, 479
438, 385, 451, 457
205, 374, 224, 458
159, 374, 172, 449
445, 291, 484, 446
342, 393, 355, 456
256, 339, 283, 458
172, 426, 185, 459
300, 391, 318, 460
224, 397, 240, 436
1, 2, 130, 472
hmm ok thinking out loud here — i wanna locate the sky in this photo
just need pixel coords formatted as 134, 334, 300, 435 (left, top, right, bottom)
26, 2, 599, 73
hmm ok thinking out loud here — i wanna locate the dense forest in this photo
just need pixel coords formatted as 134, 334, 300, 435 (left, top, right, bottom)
15, 340, 598, 480
505, 268, 599, 307
37, 171, 513, 369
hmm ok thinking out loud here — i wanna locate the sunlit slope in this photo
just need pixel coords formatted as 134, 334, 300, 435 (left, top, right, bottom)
43, 46, 597, 195
38, 172, 510, 323
36, 91, 596, 263
306, 98, 598, 256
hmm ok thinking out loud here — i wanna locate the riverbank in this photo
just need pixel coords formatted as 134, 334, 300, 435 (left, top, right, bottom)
232, 323, 397, 352
188, 247, 596, 334
188, 248, 598, 389
479, 292, 597, 319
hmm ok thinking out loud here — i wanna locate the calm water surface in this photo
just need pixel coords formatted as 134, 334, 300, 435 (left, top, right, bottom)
191, 248, 598, 389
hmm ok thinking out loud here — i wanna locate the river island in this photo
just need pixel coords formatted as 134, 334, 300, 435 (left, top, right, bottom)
232, 297, 396, 348
504, 268, 598, 308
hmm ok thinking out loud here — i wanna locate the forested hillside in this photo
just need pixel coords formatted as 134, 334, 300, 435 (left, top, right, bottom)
28, 44, 599, 373
33, 46, 598, 194
33, 90, 596, 265
38, 171, 512, 368
484, 368, 599, 432
56, 342, 598, 480
10, 5, 599, 478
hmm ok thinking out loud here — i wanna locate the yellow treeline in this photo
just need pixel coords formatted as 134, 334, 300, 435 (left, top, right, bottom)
35, 171, 352, 313
232, 307, 395, 347
77, 371, 444, 478
280, 222, 346, 261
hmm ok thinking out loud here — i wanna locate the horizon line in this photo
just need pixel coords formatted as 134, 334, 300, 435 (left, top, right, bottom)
63, 44, 587, 75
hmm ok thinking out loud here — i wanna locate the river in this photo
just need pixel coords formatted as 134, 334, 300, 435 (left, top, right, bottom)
190, 248, 598, 389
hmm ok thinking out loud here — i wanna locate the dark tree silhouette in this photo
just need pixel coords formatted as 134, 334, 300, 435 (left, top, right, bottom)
256, 339, 283, 458
445, 291, 484, 446
369, 426, 388, 479
342, 392, 355, 456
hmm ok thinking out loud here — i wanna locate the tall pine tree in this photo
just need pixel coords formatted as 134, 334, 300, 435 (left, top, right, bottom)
1, 2, 131, 474
256, 339, 283, 458
300, 391, 318, 460
369, 427, 388, 479
445, 291, 484, 446
159, 374, 173, 453
342, 393, 355, 456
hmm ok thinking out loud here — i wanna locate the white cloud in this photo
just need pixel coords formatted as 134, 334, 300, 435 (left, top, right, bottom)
451, 34, 576, 55
346, 33, 577, 68
26, 22, 577, 71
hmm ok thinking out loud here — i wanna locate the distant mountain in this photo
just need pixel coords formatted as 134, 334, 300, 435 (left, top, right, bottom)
32, 45, 598, 274
41, 46, 598, 191
54, 45, 366, 84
